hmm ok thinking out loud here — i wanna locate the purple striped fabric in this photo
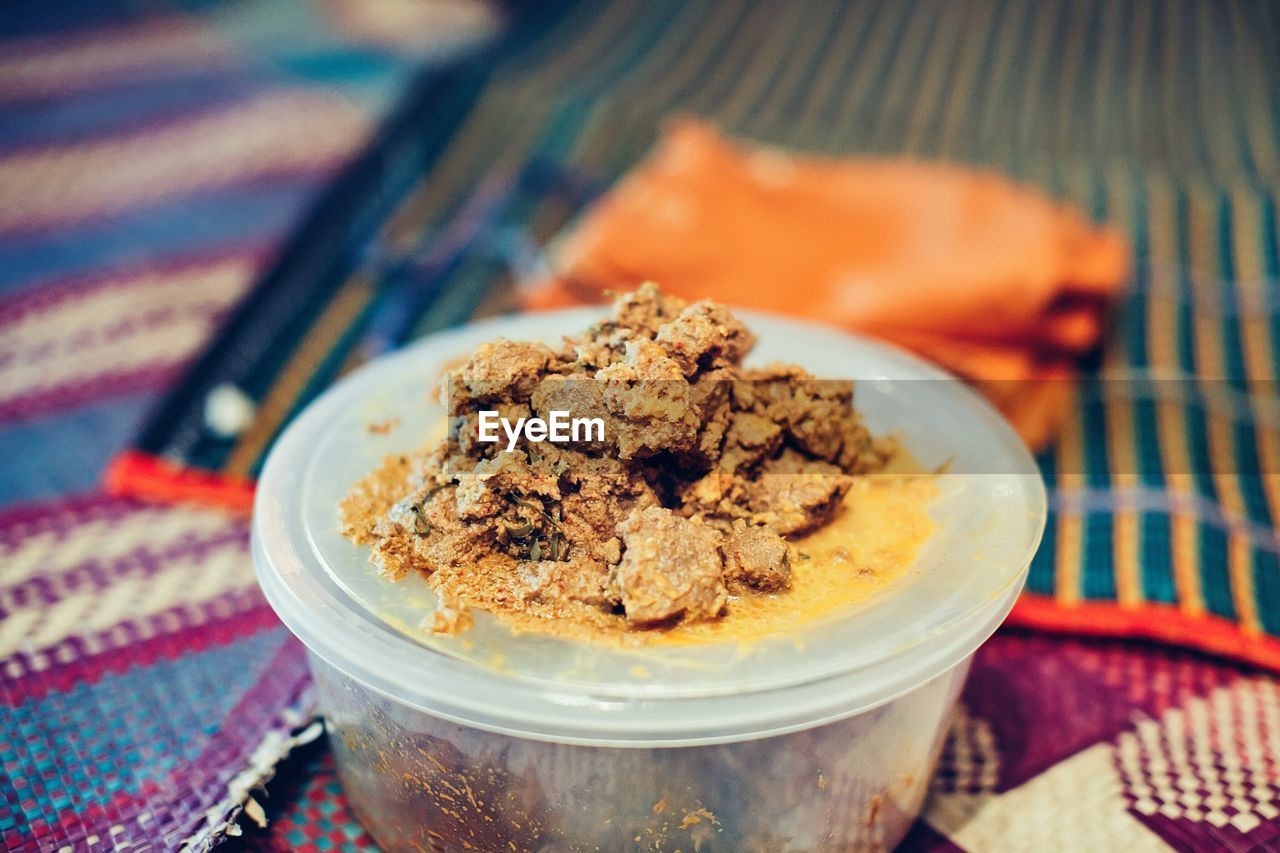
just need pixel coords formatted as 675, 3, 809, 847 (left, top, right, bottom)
0, 2, 496, 848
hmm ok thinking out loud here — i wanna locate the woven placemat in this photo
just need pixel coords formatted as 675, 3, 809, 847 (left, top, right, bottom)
0, 1, 497, 848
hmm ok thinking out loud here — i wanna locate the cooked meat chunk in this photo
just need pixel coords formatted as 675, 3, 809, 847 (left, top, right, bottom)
560, 320, 632, 371
676, 469, 734, 518
598, 340, 699, 458
611, 338, 686, 381
687, 369, 734, 465
656, 300, 756, 376
720, 411, 784, 473
723, 522, 791, 591
556, 450, 659, 562
736, 365, 859, 463
565, 336, 624, 371
615, 507, 727, 625
746, 450, 853, 535
840, 419, 896, 474
374, 479, 486, 581
519, 554, 616, 609
555, 283, 689, 372
675, 411, 786, 519
531, 377, 611, 452
610, 281, 687, 338
443, 339, 554, 413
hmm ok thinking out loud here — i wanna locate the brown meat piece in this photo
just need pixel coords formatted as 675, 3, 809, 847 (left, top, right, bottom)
610, 281, 687, 338
745, 450, 853, 535
655, 300, 756, 376
554, 283, 688, 371
371, 446, 570, 574
686, 369, 734, 466
560, 322, 630, 371
674, 410, 782, 519
615, 507, 727, 625
720, 411, 784, 473
556, 449, 659, 563
443, 339, 554, 413
530, 377, 610, 453
518, 554, 616, 609
373, 477, 486, 580
676, 469, 738, 519
840, 419, 896, 474
611, 338, 686, 381
598, 340, 699, 458
735, 365, 874, 466
723, 523, 791, 591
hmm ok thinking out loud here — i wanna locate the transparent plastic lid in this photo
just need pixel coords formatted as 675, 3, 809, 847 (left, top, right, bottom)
253, 308, 1045, 745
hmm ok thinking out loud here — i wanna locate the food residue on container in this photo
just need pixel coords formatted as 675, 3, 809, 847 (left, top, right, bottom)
341, 284, 934, 642
680, 808, 717, 829
366, 416, 401, 435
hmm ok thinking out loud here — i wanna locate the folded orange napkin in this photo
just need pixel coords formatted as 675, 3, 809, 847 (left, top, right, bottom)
525, 119, 1130, 448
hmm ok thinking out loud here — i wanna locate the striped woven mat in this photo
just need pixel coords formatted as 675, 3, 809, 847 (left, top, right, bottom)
112, 0, 1280, 672
0, 2, 497, 849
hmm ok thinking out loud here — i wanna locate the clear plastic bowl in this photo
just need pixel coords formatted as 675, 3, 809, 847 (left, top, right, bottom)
253, 308, 1045, 851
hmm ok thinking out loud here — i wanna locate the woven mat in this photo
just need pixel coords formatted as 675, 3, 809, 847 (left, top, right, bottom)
0, 2, 495, 849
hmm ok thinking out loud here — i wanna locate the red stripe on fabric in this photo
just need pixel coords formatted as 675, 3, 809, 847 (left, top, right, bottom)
1009, 594, 1280, 672
104, 451, 256, 513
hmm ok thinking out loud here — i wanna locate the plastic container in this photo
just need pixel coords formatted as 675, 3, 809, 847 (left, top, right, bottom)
253, 308, 1046, 851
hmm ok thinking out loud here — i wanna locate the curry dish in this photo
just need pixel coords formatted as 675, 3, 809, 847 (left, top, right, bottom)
341, 284, 932, 639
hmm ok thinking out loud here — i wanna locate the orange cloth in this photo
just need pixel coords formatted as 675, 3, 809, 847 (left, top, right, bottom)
525, 119, 1130, 448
